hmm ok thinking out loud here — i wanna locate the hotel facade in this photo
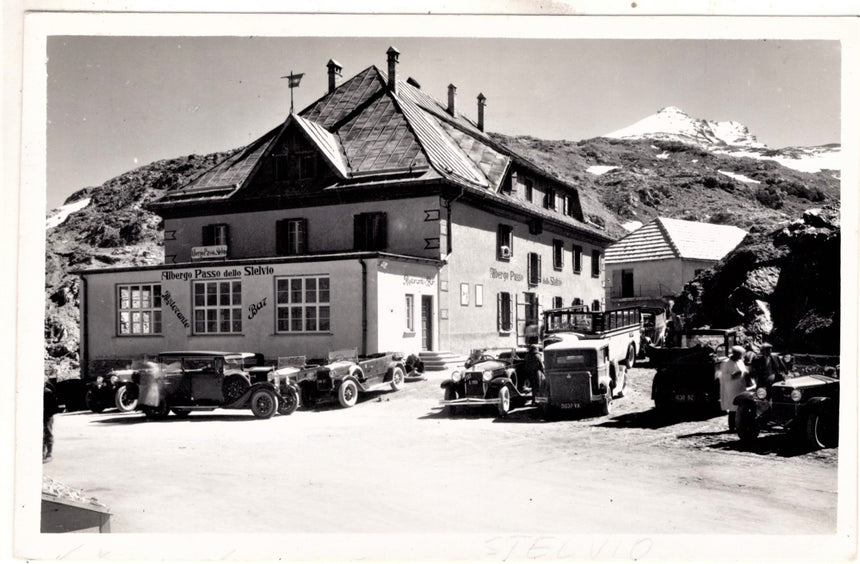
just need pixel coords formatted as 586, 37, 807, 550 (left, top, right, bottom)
77, 47, 614, 378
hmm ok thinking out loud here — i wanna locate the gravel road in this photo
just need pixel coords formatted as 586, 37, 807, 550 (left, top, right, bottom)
43, 365, 838, 545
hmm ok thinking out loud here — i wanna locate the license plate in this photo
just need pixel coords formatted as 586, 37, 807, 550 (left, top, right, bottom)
560, 402, 581, 409
674, 393, 695, 402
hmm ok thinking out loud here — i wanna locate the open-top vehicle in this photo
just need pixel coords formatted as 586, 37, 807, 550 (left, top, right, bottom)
85, 368, 139, 413
440, 348, 531, 417
297, 349, 407, 409
734, 355, 839, 450
535, 335, 626, 418
649, 329, 737, 412
136, 351, 298, 419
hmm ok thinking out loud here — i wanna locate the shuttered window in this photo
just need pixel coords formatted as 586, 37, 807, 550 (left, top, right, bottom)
354, 212, 388, 251
276, 218, 308, 256
527, 252, 541, 286
497, 292, 513, 332
573, 245, 583, 274
497, 224, 513, 260
592, 249, 602, 278
202, 224, 229, 246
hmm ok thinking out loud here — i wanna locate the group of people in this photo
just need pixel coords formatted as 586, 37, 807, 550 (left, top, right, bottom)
718, 341, 787, 430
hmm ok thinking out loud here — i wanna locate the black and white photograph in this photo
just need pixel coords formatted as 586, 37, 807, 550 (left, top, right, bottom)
5, 4, 859, 563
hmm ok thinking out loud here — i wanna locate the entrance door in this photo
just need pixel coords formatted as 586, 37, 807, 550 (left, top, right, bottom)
421, 295, 433, 351
621, 269, 634, 298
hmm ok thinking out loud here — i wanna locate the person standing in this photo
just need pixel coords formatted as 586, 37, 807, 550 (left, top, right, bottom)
43, 377, 59, 463
522, 344, 544, 396
749, 342, 786, 389
718, 345, 749, 432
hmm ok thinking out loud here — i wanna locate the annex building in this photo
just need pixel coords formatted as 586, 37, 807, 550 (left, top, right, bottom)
78, 47, 614, 376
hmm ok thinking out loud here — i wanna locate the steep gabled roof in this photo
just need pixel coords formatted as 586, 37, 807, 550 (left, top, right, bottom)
605, 217, 747, 264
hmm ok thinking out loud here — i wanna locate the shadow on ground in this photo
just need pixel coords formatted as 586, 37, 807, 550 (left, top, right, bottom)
596, 408, 720, 430
678, 430, 820, 458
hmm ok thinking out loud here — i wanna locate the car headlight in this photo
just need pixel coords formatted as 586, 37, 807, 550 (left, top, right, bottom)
451, 371, 462, 383
790, 389, 802, 402
755, 387, 767, 399
483, 371, 493, 382
96, 376, 104, 385
109, 375, 119, 384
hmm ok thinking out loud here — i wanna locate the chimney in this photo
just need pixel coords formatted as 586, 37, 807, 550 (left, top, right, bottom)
326, 59, 342, 93
447, 84, 457, 116
386, 46, 400, 92
477, 93, 486, 131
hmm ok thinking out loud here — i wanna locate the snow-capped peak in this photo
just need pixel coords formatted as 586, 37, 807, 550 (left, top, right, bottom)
605, 106, 763, 149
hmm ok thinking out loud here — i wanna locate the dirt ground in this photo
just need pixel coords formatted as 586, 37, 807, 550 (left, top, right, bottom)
43, 364, 837, 540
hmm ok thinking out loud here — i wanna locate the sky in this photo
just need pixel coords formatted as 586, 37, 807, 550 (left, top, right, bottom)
46, 36, 841, 210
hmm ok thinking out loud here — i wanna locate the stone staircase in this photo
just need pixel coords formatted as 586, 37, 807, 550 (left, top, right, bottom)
418, 351, 468, 371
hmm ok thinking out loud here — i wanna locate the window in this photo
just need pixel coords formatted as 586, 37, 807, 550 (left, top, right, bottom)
276, 276, 330, 333
572, 245, 583, 273
118, 283, 162, 335
621, 269, 634, 298
527, 252, 541, 286
202, 224, 229, 246
497, 224, 513, 260
460, 283, 470, 306
553, 239, 564, 270
497, 292, 513, 332
553, 296, 564, 309
592, 249, 601, 277
528, 218, 543, 235
544, 189, 556, 211
405, 294, 414, 331
297, 151, 317, 179
193, 280, 242, 334
276, 218, 308, 256
354, 212, 387, 251
592, 299, 601, 312
523, 178, 534, 202
273, 151, 317, 181
475, 284, 483, 307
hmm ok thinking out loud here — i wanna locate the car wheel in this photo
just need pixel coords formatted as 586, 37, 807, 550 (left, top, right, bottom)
278, 387, 299, 416
171, 408, 191, 418
624, 344, 636, 368
222, 374, 250, 405
115, 386, 138, 412
85, 389, 104, 413
443, 387, 459, 416
497, 386, 511, 417
389, 367, 405, 391
143, 401, 169, 420
250, 389, 278, 419
337, 379, 359, 408
805, 411, 838, 450
735, 404, 759, 442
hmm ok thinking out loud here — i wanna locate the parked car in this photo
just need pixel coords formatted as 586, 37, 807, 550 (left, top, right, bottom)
535, 335, 626, 418
440, 348, 531, 417
639, 306, 668, 354
85, 368, 138, 413
135, 351, 298, 419
734, 363, 839, 450
297, 349, 406, 409
649, 329, 737, 412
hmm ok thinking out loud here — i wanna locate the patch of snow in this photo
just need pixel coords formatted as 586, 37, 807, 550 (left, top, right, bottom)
655, 152, 670, 160
717, 170, 761, 184
622, 221, 643, 232
46, 198, 90, 230
605, 106, 763, 148
717, 147, 842, 173
586, 165, 620, 175
691, 159, 698, 163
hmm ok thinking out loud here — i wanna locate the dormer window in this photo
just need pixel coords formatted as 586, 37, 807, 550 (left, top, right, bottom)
273, 150, 318, 181
544, 189, 556, 211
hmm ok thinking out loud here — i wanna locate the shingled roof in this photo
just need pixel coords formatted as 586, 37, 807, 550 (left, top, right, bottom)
605, 217, 747, 264
150, 54, 609, 241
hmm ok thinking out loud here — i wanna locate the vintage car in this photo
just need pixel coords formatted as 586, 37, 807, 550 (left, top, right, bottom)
649, 329, 737, 412
84, 368, 138, 413
439, 348, 531, 417
639, 306, 668, 354
734, 360, 839, 450
135, 351, 298, 419
535, 335, 626, 418
297, 349, 407, 409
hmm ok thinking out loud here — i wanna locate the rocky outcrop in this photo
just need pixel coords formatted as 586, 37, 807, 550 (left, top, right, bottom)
675, 207, 840, 353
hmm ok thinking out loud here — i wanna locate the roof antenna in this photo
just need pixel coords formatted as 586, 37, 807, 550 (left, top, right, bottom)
281, 70, 304, 113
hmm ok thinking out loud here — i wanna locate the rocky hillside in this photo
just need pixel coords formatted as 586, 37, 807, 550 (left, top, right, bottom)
44, 108, 842, 378
673, 207, 840, 355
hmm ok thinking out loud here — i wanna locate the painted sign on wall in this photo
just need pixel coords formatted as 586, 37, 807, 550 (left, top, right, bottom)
191, 245, 228, 261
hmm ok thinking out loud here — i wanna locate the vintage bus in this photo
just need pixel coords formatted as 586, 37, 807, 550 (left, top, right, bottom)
541, 306, 642, 368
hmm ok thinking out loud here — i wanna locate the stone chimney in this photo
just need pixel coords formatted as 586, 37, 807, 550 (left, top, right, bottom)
477, 93, 486, 131
386, 46, 400, 92
327, 59, 342, 94
447, 84, 457, 116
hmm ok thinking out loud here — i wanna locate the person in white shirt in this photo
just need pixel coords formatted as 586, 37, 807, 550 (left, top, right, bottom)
719, 345, 750, 431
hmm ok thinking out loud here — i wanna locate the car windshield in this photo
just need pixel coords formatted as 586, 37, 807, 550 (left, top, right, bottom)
546, 349, 597, 368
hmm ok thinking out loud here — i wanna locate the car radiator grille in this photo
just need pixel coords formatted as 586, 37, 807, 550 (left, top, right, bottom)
547, 372, 591, 403
464, 373, 485, 397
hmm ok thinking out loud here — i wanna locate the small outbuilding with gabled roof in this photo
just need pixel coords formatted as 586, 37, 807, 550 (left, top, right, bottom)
605, 217, 747, 308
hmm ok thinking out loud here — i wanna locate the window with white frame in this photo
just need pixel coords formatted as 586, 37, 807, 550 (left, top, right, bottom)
276, 276, 330, 333
527, 252, 542, 286
497, 292, 513, 332
405, 294, 414, 331
276, 218, 308, 256
193, 280, 242, 334
117, 283, 162, 335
